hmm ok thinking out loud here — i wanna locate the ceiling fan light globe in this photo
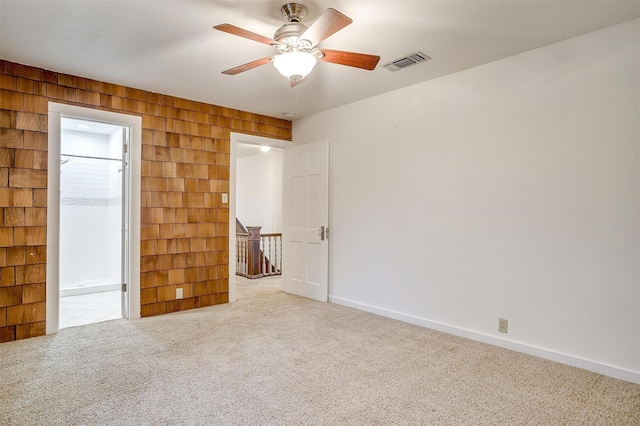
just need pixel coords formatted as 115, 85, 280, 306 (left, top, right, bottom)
273, 51, 317, 79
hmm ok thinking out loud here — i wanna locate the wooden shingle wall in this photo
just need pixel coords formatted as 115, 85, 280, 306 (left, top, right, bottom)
0, 60, 291, 342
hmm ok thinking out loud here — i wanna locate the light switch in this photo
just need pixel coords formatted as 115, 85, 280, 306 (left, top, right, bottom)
222, 193, 228, 203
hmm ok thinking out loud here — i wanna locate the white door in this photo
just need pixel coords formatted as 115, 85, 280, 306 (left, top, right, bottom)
283, 140, 329, 302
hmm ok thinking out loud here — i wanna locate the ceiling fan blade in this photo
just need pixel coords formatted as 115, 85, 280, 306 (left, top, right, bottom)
299, 8, 352, 47
222, 57, 273, 75
319, 49, 380, 71
213, 24, 277, 46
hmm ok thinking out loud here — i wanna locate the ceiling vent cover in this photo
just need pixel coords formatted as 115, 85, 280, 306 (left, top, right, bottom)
383, 51, 431, 71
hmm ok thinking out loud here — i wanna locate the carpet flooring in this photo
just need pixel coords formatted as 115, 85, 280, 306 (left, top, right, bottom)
0, 276, 638, 425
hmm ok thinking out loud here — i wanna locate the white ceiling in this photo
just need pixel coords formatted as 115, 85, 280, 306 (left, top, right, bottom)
1, 1, 638, 120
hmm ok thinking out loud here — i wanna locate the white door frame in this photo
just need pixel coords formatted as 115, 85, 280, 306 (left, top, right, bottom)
46, 103, 142, 334
228, 132, 291, 302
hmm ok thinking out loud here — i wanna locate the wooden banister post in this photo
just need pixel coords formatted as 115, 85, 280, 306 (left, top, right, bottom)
246, 226, 262, 279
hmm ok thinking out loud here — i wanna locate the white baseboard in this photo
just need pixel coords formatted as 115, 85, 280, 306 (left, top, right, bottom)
329, 295, 640, 385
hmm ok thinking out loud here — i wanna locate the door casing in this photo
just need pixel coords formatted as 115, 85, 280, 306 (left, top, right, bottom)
46, 103, 142, 334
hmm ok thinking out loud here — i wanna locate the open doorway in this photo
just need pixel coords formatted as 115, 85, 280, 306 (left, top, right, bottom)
229, 135, 331, 302
47, 103, 142, 334
229, 133, 291, 302
235, 143, 283, 298
58, 117, 128, 329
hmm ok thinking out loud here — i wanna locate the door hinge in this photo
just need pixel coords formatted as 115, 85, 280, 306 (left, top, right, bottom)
123, 143, 128, 153
122, 283, 127, 292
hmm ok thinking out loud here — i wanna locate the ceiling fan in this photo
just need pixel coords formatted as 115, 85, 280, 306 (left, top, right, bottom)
213, 3, 380, 87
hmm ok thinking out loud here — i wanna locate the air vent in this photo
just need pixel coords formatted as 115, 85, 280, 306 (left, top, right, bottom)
382, 51, 431, 72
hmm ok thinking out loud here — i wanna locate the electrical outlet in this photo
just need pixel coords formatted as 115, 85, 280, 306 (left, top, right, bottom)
222, 193, 228, 204
498, 318, 508, 334
176, 288, 183, 299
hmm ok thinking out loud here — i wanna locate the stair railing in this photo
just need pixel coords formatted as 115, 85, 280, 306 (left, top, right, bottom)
235, 225, 282, 278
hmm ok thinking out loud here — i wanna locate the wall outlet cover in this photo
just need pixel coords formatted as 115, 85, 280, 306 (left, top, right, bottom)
498, 318, 508, 334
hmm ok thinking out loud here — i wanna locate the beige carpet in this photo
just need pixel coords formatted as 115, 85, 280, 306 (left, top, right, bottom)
1, 276, 638, 425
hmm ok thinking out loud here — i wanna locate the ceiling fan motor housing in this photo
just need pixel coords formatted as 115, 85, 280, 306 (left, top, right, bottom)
275, 3, 312, 54
281, 3, 307, 22
274, 22, 311, 53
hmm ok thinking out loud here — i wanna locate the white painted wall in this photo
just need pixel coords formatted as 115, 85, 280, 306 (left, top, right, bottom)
236, 149, 283, 234
293, 19, 640, 380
